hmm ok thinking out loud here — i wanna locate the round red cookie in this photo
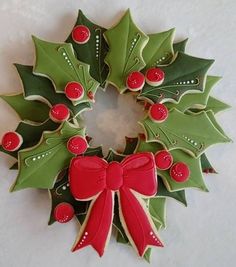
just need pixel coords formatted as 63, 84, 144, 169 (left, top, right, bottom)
126, 71, 145, 91
170, 162, 190, 182
72, 25, 90, 44
49, 104, 70, 123
67, 135, 88, 155
145, 68, 165, 86
54, 202, 75, 223
65, 82, 84, 101
149, 103, 168, 122
155, 150, 173, 170
1, 132, 23, 152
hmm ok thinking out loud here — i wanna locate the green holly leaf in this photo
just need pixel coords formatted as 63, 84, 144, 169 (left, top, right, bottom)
48, 169, 89, 225
11, 121, 85, 191
0, 119, 58, 159
123, 136, 138, 155
191, 96, 231, 114
200, 153, 217, 174
149, 197, 166, 230
157, 177, 187, 206
140, 108, 230, 157
173, 39, 188, 53
105, 149, 125, 162
139, 52, 214, 103
32, 36, 99, 103
15, 64, 91, 117
142, 28, 175, 69
66, 10, 109, 87
166, 76, 221, 112
104, 10, 149, 92
143, 248, 152, 263
0, 93, 49, 123
84, 146, 104, 157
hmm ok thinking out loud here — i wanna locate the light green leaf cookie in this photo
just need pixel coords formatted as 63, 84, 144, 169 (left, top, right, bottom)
149, 197, 166, 230
166, 76, 221, 112
104, 9, 149, 92
33, 36, 99, 104
142, 28, 175, 69
136, 138, 207, 192
0, 93, 49, 123
66, 10, 109, 87
11, 121, 85, 191
139, 52, 214, 103
140, 108, 230, 157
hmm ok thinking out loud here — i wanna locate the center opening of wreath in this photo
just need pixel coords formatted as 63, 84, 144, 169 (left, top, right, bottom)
83, 85, 144, 155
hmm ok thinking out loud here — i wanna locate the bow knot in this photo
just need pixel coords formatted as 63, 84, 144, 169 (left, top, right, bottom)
106, 162, 123, 191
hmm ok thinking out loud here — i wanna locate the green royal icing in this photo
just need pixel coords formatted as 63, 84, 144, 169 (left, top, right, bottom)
33, 36, 99, 104
142, 28, 175, 69
104, 9, 149, 93
11, 121, 85, 191
140, 108, 230, 157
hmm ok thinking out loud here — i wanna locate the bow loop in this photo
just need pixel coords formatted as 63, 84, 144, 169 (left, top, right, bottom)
69, 156, 108, 200
122, 152, 157, 197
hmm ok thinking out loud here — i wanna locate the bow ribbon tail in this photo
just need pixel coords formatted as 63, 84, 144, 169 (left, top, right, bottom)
72, 189, 114, 257
118, 186, 163, 257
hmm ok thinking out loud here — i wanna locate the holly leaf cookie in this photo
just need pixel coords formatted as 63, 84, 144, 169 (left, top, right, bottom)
149, 197, 166, 230
49, 169, 89, 225
139, 52, 214, 103
0, 119, 58, 159
166, 76, 221, 112
66, 10, 109, 88
33, 36, 99, 103
142, 28, 175, 69
0, 93, 49, 123
15, 64, 92, 117
140, 108, 230, 157
104, 9, 149, 92
173, 39, 188, 53
11, 121, 85, 191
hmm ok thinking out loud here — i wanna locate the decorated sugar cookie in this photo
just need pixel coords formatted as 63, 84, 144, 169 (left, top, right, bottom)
0, 9, 231, 262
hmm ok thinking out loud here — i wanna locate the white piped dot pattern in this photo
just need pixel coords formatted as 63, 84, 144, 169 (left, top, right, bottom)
149, 231, 162, 246
183, 135, 198, 146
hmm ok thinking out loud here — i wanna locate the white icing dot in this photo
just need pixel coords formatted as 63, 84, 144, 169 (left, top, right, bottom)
32, 158, 36, 161
85, 232, 88, 235
162, 56, 165, 60
191, 80, 195, 83
194, 142, 198, 146
96, 35, 99, 39
62, 186, 66, 190
187, 81, 190, 84
37, 156, 41, 159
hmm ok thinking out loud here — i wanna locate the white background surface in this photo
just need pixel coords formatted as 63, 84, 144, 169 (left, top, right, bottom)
0, 0, 235, 266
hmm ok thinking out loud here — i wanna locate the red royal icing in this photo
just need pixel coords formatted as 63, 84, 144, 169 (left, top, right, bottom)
149, 103, 168, 122
54, 202, 75, 223
72, 25, 90, 44
65, 82, 84, 101
67, 136, 88, 155
126, 71, 145, 91
155, 150, 173, 170
1, 132, 22, 152
69, 153, 163, 256
170, 162, 190, 182
49, 104, 70, 122
146, 68, 165, 85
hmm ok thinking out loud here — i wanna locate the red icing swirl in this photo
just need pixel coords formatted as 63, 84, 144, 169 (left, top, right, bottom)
126, 71, 145, 91
1, 132, 22, 152
67, 136, 88, 155
149, 103, 168, 122
49, 104, 70, 122
155, 150, 173, 170
170, 162, 190, 182
65, 82, 84, 101
54, 202, 75, 223
72, 25, 90, 44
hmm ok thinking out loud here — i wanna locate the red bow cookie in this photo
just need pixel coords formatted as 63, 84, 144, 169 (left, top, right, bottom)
69, 152, 163, 256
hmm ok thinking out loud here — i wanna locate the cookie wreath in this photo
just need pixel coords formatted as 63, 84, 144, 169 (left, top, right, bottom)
0, 9, 231, 261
